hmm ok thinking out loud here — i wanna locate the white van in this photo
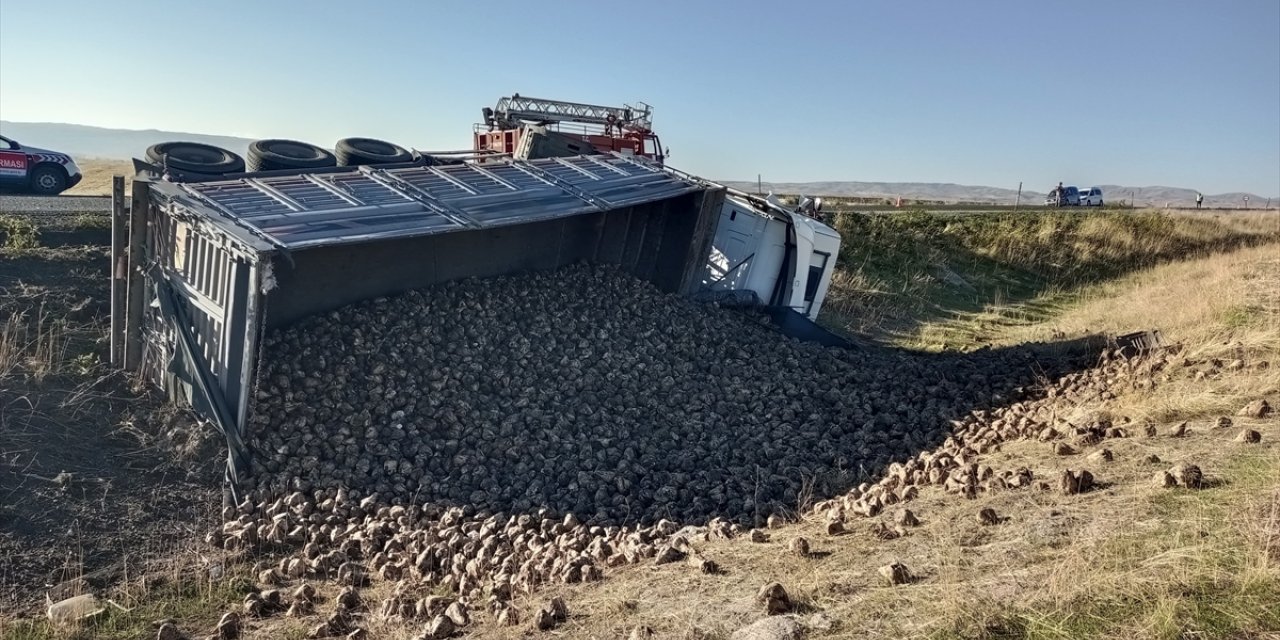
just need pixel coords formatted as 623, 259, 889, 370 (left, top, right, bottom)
1079, 187, 1104, 206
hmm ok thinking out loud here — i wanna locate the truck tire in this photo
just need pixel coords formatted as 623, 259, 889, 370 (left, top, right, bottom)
335, 137, 413, 166
247, 139, 336, 172
29, 165, 68, 195
146, 142, 245, 175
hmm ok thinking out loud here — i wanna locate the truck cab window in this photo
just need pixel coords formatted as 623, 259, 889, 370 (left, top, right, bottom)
804, 252, 830, 308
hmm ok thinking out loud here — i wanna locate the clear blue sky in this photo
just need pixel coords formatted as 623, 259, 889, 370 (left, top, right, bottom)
1, 0, 1277, 195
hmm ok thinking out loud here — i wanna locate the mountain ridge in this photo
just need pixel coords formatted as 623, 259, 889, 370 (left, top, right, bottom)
720, 180, 1274, 208
0, 120, 255, 161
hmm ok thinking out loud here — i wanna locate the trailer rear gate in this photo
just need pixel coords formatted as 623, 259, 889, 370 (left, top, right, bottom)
111, 155, 723, 483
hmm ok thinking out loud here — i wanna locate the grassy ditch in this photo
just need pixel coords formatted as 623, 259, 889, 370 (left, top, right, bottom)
820, 209, 1279, 345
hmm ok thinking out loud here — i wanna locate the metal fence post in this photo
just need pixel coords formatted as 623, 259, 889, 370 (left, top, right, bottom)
110, 176, 127, 365
124, 181, 149, 370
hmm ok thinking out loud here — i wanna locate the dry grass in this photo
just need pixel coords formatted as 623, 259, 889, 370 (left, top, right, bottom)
916, 243, 1280, 423
456, 437, 1278, 640
1045, 247, 1273, 354
960, 209, 1278, 271
1, 308, 70, 382
1, 557, 257, 640
63, 158, 134, 196
822, 209, 1280, 341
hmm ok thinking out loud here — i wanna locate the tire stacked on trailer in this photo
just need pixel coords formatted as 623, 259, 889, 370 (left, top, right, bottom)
334, 137, 414, 167
146, 142, 246, 175
147, 137, 420, 175
246, 139, 337, 172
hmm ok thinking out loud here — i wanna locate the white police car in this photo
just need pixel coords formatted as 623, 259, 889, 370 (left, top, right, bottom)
0, 135, 83, 195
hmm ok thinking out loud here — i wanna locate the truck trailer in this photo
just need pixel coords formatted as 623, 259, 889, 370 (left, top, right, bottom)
111, 117, 842, 486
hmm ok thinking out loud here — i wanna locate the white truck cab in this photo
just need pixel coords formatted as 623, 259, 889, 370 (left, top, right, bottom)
702, 193, 840, 320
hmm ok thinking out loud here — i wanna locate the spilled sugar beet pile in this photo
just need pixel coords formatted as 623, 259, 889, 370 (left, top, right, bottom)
243, 264, 1085, 527
211, 264, 1101, 633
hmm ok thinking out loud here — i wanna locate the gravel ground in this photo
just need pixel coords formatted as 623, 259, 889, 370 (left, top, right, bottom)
0, 194, 110, 216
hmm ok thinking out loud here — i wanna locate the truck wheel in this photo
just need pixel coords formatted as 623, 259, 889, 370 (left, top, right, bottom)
247, 139, 336, 172
30, 165, 68, 195
146, 142, 245, 175
335, 138, 413, 166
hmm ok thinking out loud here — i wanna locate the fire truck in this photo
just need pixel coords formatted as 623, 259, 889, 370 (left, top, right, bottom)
473, 94, 665, 164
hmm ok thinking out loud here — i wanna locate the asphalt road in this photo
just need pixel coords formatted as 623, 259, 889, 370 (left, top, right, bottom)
0, 194, 111, 216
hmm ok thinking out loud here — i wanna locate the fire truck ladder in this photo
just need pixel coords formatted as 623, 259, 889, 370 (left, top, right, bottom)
488, 95, 653, 131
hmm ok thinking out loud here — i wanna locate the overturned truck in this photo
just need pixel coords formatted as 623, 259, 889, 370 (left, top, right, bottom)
109, 149, 842, 488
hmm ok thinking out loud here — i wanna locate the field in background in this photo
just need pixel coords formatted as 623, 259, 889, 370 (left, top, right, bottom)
64, 158, 134, 196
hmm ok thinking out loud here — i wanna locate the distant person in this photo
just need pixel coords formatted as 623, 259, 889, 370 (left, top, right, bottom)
1196, 192, 1203, 209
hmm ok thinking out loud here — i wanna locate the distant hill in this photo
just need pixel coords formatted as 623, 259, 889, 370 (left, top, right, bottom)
0, 121, 253, 160
723, 181, 1034, 205
722, 180, 1274, 209
1091, 185, 1270, 209
2, 121, 1272, 208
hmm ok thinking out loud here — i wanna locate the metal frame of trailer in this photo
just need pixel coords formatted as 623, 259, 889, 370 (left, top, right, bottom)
110, 154, 724, 485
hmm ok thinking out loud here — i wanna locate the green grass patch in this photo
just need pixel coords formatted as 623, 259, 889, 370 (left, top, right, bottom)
1221, 304, 1266, 329
0, 215, 40, 252
69, 213, 111, 230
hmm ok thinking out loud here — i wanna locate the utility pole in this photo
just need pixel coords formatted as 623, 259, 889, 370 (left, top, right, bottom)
1015, 181, 1022, 211
757, 174, 762, 196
